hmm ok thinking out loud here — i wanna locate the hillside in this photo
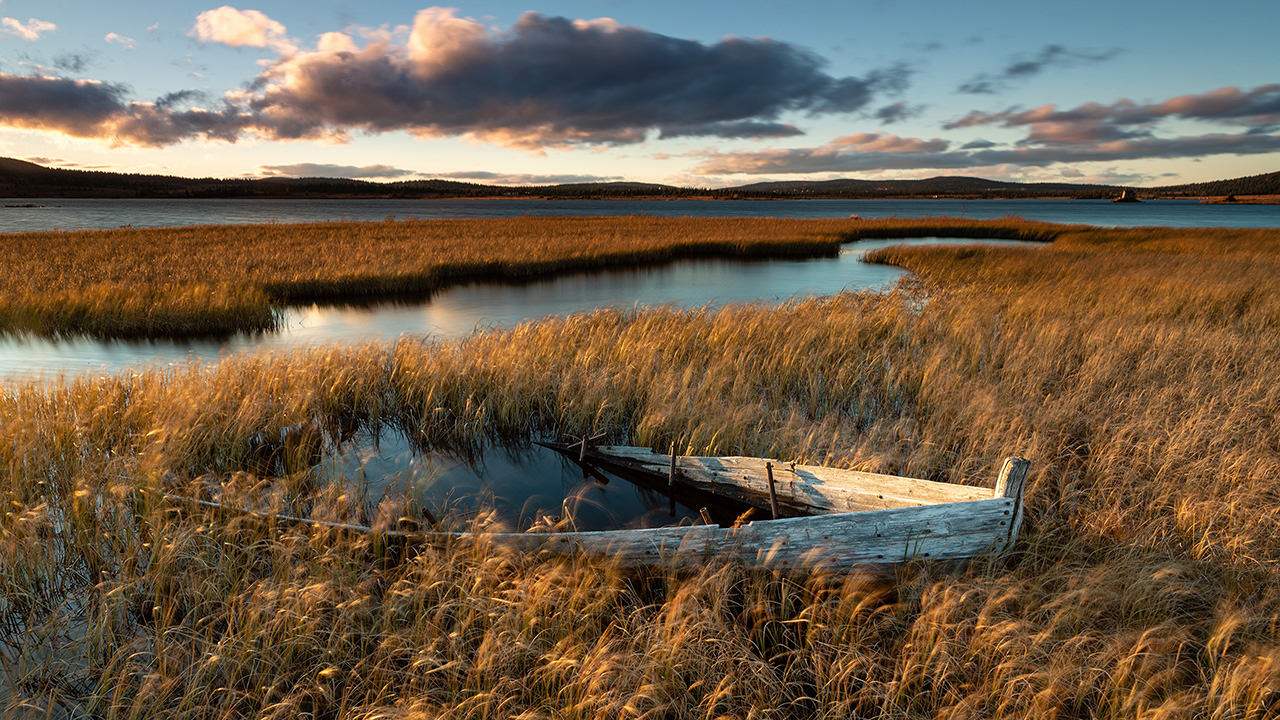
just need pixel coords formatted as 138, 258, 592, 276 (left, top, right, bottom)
731, 176, 1120, 198
0, 157, 1273, 200
1150, 171, 1280, 197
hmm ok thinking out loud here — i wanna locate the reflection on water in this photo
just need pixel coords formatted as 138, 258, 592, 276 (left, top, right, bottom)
320, 430, 742, 531
0, 237, 1038, 382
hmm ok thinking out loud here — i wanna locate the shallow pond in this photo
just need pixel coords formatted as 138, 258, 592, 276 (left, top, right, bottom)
320, 430, 750, 532
0, 236, 1039, 382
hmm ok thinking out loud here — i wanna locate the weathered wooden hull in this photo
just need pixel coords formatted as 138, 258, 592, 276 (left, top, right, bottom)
450, 495, 1021, 567
168, 449, 1029, 569
517, 445, 1031, 567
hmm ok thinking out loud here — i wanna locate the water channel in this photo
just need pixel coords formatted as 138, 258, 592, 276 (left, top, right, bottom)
0, 237, 1039, 382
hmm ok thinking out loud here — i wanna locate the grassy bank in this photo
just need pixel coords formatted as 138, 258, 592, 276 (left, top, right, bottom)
0, 216, 1057, 338
3, 222, 1280, 717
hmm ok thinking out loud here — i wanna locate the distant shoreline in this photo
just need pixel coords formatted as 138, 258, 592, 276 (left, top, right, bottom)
0, 193, 1228, 202
1196, 195, 1280, 205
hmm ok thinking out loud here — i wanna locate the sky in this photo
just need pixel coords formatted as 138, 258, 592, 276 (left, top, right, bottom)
0, 0, 1277, 187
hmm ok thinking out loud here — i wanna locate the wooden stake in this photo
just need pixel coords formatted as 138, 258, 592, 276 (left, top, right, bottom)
669, 441, 677, 487
578, 431, 609, 463
766, 462, 780, 519
421, 505, 440, 529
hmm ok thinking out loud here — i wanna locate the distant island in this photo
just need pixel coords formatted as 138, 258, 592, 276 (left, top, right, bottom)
1, 157, 1277, 201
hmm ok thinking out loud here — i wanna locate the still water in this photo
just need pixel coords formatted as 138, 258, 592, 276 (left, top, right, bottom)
3, 197, 1280, 231
0, 237, 1037, 382
324, 431, 747, 532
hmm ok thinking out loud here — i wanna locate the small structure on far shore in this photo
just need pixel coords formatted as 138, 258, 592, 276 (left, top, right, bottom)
1113, 188, 1141, 203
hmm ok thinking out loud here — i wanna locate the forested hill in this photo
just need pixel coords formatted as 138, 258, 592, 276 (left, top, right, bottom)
0, 157, 1274, 200
1149, 171, 1280, 197
727, 176, 1120, 198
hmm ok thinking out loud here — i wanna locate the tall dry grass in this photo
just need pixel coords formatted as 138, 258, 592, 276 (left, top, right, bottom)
2, 221, 1279, 718
0, 216, 1056, 338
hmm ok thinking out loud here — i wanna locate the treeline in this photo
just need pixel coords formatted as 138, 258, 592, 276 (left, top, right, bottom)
2, 157, 1275, 200
1151, 171, 1280, 197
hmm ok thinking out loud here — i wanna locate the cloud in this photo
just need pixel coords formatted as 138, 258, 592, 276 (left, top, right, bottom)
52, 52, 90, 73
0, 72, 251, 145
0, 9, 908, 151
105, 32, 136, 50
958, 44, 1121, 94
828, 132, 948, 153
658, 121, 803, 140
1, 16, 56, 41
258, 162, 417, 179
433, 171, 625, 184
243, 9, 908, 148
692, 130, 1280, 175
946, 83, 1280, 130
871, 100, 923, 124
190, 6, 294, 53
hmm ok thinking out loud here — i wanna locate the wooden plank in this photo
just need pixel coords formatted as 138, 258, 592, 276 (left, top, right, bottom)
167, 493, 1017, 568
510, 497, 1016, 567
583, 446, 989, 515
992, 457, 1030, 551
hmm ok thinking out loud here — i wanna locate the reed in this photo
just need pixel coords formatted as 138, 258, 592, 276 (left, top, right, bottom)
2, 221, 1279, 718
0, 216, 1057, 338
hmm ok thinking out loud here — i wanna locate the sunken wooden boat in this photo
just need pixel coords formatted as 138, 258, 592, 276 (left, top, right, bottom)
167, 444, 1029, 569
521, 443, 1031, 567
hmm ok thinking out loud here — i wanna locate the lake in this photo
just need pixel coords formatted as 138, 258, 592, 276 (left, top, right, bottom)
3, 197, 1280, 232
0, 237, 1038, 382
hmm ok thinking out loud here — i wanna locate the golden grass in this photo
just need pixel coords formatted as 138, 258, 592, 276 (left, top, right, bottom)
2, 220, 1280, 717
0, 216, 1056, 338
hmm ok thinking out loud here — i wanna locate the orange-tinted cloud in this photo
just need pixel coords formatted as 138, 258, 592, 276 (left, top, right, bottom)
694, 131, 1280, 174
946, 84, 1280, 129
2, 17, 57, 42
190, 6, 294, 53
257, 163, 415, 179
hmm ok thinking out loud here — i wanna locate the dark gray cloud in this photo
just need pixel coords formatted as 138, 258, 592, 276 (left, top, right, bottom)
0, 10, 911, 150
871, 100, 924, 124
246, 10, 908, 148
0, 73, 130, 136
694, 131, 1280, 174
154, 89, 206, 110
52, 52, 91, 74
960, 138, 997, 149
0, 72, 251, 145
658, 121, 803, 140
258, 163, 417, 179
958, 44, 1122, 94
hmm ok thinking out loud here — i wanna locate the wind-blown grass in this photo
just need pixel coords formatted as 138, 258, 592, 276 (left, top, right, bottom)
2, 221, 1279, 718
0, 216, 1057, 338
